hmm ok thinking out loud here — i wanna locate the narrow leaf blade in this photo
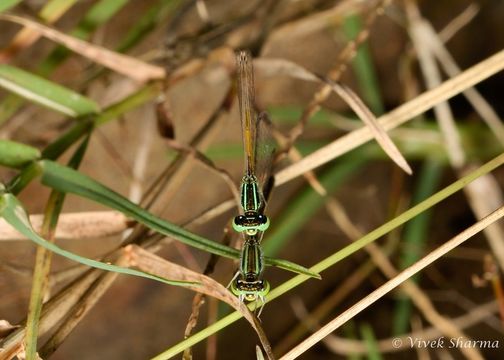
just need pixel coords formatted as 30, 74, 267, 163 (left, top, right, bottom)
36, 160, 318, 277
0, 14, 166, 82
38, 159, 240, 259
0, 193, 195, 287
0, 140, 40, 168
0, 0, 22, 13
0, 65, 99, 116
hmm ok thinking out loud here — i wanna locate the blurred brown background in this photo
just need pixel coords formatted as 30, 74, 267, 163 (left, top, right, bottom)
1, 0, 504, 359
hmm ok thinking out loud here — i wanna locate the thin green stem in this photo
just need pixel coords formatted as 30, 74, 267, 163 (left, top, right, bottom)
392, 158, 443, 335
24, 137, 89, 359
153, 152, 504, 359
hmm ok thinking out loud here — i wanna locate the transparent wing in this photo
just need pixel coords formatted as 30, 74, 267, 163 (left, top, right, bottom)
236, 50, 257, 177
255, 111, 276, 209
236, 51, 276, 209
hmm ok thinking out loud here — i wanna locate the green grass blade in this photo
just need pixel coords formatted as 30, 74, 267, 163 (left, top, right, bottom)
24, 136, 88, 360
38, 0, 129, 76
263, 151, 368, 256
38, 159, 240, 259
9, 162, 43, 195
72, 0, 129, 38
39, 0, 78, 22
41, 120, 94, 160
265, 257, 320, 279
0, 0, 81, 123
0, 93, 22, 125
0, 192, 196, 287
360, 323, 383, 360
153, 152, 504, 359
343, 322, 362, 360
0, 0, 129, 124
0, 140, 40, 169
392, 159, 443, 335
0, 0, 22, 13
0, 65, 99, 116
8, 84, 160, 197
95, 82, 161, 126
42, 83, 160, 161
35, 160, 317, 277
116, 0, 182, 53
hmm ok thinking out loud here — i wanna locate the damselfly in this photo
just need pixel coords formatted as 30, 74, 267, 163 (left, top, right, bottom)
230, 50, 274, 309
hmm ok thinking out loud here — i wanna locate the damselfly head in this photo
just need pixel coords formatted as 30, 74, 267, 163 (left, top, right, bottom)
233, 213, 269, 234
231, 277, 270, 302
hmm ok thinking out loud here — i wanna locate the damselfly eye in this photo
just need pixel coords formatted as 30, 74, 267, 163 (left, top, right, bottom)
256, 214, 270, 231
232, 214, 269, 233
258, 280, 270, 296
232, 215, 247, 232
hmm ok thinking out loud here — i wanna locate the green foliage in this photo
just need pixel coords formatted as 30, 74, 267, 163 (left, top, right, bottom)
0, 0, 22, 13
0, 192, 196, 287
0, 65, 99, 116
0, 140, 40, 168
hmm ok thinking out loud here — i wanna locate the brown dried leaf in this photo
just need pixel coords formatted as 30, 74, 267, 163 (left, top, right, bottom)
0, 1, 75, 63
0, 211, 130, 241
0, 14, 166, 83
254, 58, 412, 174
273, 49, 504, 185
125, 245, 274, 359
327, 80, 412, 174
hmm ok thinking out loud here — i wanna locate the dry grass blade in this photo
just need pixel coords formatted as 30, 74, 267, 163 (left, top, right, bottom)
128, 113, 155, 205
360, 242, 483, 359
0, 320, 19, 339
407, 1, 465, 168
327, 80, 412, 174
0, 0, 76, 62
406, 1, 504, 272
438, 3, 479, 42
182, 230, 232, 360
273, 0, 390, 155
292, 299, 498, 355
423, 19, 504, 145
315, 160, 477, 356
182, 294, 205, 360
39, 270, 120, 358
125, 245, 274, 360
0, 270, 103, 359
0, 14, 166, 82
280, 205, 504, 360
255, 58, 412, 174
274, 252, 381, 355
274, 49, 504, 185
272, 127, 326, 196
0, 211, 130, 240
463, 171, 504, 272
